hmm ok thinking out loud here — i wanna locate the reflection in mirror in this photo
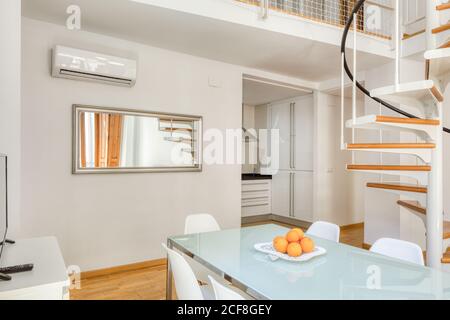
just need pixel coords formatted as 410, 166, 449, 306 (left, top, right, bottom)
73, 105, 202, 173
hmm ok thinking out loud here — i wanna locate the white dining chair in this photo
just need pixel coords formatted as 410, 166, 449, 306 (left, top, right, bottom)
370, 238, 424, 266
184, 213, 221, 235
208, 276, 245, 300
306, 221, 340, 242
184, 214, 223, 284
162, 243, 214, 300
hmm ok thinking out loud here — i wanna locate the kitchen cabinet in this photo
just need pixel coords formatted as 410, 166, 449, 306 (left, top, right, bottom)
293, 95, 314, 171
292, 171, 313, 221
268, 95, 314, 222
268, 101, 292, 171
271, 171, 290, 217
241, 179, 272, 217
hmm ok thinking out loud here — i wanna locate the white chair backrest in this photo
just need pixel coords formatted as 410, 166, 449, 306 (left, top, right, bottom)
162, 244, 204, 300
306, 221, 340, 242
370, 238, 424, 266
208, 276, 245, 300
184, 214, 221, 235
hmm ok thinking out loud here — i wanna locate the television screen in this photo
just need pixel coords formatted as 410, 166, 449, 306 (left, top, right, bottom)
0, 156, 7, 263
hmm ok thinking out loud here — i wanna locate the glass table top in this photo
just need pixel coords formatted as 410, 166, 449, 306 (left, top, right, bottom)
168, 224, 450, 300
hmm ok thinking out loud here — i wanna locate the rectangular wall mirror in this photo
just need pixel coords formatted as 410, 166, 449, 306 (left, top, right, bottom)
73, 105, 202, 173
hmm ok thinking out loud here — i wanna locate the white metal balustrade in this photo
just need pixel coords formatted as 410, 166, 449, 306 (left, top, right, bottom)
235, 0, 394, 40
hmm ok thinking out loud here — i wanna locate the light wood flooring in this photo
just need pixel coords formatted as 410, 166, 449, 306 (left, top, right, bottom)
70, 221, 364, 300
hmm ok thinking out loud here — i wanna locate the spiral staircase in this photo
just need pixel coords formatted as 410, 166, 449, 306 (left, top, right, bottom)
342, 1, 450, 268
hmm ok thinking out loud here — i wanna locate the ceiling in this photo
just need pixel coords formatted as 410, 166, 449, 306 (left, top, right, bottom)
243, 78, 310, 106
22, 0, 392, 82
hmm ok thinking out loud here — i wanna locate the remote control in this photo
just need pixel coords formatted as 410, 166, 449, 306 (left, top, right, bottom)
0, 263, 34, 274
0, 273, 11, 281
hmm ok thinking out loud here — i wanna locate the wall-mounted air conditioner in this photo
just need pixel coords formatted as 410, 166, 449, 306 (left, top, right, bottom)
51, 45, 137, 87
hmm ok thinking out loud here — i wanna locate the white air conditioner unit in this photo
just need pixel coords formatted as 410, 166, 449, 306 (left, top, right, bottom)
52, 45, 137, 87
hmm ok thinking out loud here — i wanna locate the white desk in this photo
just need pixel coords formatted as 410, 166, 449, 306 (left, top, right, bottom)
0, 237, 69, 300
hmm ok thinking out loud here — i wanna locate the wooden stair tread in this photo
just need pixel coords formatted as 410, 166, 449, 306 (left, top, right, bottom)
443, 249, 450, 264
375, 115, 440, 125
367, 183, 427, 193
160, 127, 193, 132
397, 200, 427, 213
370, 80, 444, 105
430, 85, 445, 102
348, 165, 431, 171
437, 3, 450, 10
432, 23, 450, 34
445, 221, 450, 240
347, 143, 435, 149
403, 30, 425, 40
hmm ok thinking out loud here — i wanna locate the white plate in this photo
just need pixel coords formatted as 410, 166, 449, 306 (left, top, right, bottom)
254, 242, 326, 262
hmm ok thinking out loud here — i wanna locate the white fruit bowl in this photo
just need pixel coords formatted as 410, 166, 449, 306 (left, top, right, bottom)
254, 242, 326, 262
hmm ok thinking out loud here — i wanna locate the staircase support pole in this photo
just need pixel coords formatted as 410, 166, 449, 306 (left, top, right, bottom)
426, 0, 438, 49
394, 0, 400, 90
426, 115, 443, 269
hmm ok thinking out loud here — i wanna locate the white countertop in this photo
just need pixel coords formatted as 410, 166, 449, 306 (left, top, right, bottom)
0, 237, 69, 292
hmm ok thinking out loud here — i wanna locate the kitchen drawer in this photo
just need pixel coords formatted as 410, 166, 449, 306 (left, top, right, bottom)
241, 190, 270, 199
241, 180, 271, 217
242, 180, 271, 192
242, 197, 270, 207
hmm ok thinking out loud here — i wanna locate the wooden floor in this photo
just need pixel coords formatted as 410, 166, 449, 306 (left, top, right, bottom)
70, 221, 364, 300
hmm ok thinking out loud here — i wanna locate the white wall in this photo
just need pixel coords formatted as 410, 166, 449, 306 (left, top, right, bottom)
0, 0, 21, 237
313, 92, 364, 226
21, 18, 243, 271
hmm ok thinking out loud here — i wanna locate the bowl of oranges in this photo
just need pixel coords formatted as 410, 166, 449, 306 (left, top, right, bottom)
254, 228, 326, 262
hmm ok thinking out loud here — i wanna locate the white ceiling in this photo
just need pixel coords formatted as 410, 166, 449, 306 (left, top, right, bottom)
243, 78, 310, 106
22, 0, 392, 82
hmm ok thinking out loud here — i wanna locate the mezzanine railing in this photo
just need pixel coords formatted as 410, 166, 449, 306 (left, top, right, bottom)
235, 0, 394, 40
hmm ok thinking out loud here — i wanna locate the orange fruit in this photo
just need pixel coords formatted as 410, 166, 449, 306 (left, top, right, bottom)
291, 228, 304, 239
273, 236, 285, 247
274, 238, 289, 254
287, 242, 302, 257
286, 230, 301, 243
300, 237, 315, 253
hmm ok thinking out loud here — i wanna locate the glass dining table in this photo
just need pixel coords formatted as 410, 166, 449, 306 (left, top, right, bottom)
166, 224, 450, 300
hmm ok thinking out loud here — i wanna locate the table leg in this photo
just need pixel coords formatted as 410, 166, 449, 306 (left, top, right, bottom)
166, 240, 173, 300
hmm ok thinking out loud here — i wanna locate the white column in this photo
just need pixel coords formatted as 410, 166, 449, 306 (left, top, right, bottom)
426, 116, 443, 269
0, 0, 21, 236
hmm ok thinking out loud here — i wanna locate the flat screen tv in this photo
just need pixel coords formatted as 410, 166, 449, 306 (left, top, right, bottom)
0, 155, 8, 265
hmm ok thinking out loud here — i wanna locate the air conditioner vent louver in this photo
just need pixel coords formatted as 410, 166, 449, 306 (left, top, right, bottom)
52, 46, 137, 87
59, 69, 133, 86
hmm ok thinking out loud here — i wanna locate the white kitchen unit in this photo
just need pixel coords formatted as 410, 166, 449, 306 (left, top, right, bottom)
241, 179, 272, 217
0, 237, 69, 300
268, 95, 314, 222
